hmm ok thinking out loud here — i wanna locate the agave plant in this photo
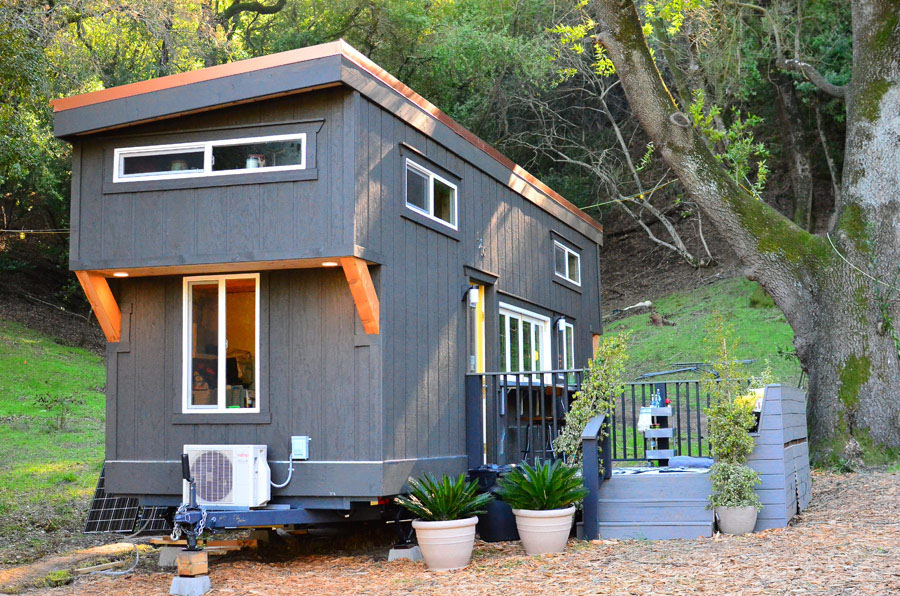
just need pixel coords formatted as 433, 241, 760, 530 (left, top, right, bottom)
496, 460, 588, 511
395, 473, 493, 521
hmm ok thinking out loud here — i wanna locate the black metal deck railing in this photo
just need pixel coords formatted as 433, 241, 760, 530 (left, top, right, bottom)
466, 371, 746, 469
612, 380, 709, 462
610, 379, 748, 462
466, 369, 583, 468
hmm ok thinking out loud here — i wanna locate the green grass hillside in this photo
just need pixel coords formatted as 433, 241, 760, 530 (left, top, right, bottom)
0, 319, 105, 565
606, 277, 802, 385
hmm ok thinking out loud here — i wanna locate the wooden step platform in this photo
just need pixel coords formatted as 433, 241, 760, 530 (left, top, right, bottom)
595, 468, 714, 540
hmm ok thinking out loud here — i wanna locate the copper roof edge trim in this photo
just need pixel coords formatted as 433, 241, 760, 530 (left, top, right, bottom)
52, 39, 602, 234
50, 41, 344, 113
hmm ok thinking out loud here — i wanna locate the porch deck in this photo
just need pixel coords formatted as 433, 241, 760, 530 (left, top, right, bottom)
466, 373, 811, 540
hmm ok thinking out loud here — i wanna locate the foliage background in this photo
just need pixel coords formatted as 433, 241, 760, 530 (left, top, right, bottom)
0, 0, 852, 289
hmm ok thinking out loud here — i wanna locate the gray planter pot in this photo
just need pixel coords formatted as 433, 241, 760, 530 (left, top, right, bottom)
715, 506, 758, 535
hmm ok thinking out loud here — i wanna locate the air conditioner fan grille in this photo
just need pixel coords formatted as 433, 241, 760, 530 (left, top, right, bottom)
193, 449, 234, 503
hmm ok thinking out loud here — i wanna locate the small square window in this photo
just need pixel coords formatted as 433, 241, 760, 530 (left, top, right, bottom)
405, 159, 458, 229
553, 240, 581, 286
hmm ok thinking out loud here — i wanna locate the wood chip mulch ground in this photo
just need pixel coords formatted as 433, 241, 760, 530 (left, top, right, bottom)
33, 470, 900, 595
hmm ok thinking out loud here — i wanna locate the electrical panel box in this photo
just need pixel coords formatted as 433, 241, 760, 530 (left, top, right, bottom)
291, 436, 310, 460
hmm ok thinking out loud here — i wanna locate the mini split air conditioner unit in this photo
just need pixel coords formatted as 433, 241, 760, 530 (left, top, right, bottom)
183, 445, 271, 508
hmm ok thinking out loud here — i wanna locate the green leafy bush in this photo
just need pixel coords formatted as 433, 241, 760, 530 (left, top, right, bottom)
496, 460, 588, 511
703, 317, 757, 463
708, 462, 763, 510
553, 332, 629, 467
706, 396, 756, 464
703, 315, 763, 508
395, 473, 492, 522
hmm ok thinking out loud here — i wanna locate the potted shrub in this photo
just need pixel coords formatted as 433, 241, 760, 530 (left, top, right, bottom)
703, 316, 765, 535
708, 462, 762, 534
395, 473, 492, 571
496, 460, 588, 555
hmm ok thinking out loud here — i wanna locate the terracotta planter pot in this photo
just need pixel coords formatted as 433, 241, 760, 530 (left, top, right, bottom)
715, 506, 758, 535
511, 506, 575, 555
412, 516, 478, 571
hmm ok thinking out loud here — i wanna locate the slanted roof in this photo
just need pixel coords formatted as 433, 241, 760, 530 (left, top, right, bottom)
52, 40, 602, 241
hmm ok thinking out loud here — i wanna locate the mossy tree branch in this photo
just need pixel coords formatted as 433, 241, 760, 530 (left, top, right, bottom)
590, 0, 834, 317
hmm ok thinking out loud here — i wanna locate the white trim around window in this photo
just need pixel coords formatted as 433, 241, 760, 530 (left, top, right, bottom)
404, 158, 459, 230
113, 133, 307, 183
498, 302, 552, 376
553, 240, 581, 286
182, 273, 260, 414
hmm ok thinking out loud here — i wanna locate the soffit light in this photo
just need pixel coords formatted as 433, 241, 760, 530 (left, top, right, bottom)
112, 272, 129, 277
321, 261, 339, 267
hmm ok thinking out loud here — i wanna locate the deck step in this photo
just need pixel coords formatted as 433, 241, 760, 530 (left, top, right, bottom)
598, 472, 712, 500
598, 521, 714, 540
597, 499, 713, 523
592, 470, 715, 540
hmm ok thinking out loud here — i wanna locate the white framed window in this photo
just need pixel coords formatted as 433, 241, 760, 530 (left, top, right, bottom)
114, 133, 306, 182
553, 240, 581, 286
498, 302, 551, 375
404, 158, 458, 229
182, 273, 260, 414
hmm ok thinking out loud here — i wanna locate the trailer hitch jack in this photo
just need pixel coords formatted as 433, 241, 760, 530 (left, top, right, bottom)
172, 454, 207, 551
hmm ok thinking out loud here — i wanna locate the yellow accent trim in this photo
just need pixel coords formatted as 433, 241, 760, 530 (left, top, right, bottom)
475, 284, 485, 373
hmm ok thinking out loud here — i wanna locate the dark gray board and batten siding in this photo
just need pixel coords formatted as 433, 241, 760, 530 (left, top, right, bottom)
354, 95, 602, 464
70, 87, 355, 272
70, 75, 602, 504
104, 269, 385, 499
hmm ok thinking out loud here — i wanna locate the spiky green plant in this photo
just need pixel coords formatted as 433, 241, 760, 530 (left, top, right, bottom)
394, 473, 493, 522
496, 460, 588, 511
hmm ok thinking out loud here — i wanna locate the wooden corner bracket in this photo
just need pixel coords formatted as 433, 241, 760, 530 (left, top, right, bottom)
75, 271, 122, 342
339, 257, 380, 335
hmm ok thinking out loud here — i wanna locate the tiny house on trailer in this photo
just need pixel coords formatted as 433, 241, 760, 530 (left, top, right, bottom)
53, 40, 604, 526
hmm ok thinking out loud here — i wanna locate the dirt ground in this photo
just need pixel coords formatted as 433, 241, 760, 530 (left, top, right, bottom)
19, 470, 897, 595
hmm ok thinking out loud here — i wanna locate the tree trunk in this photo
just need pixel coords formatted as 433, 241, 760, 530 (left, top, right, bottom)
592, 0, 900, 461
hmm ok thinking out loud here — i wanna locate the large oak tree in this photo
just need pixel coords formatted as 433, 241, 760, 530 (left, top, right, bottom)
590, 0, 900, 461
